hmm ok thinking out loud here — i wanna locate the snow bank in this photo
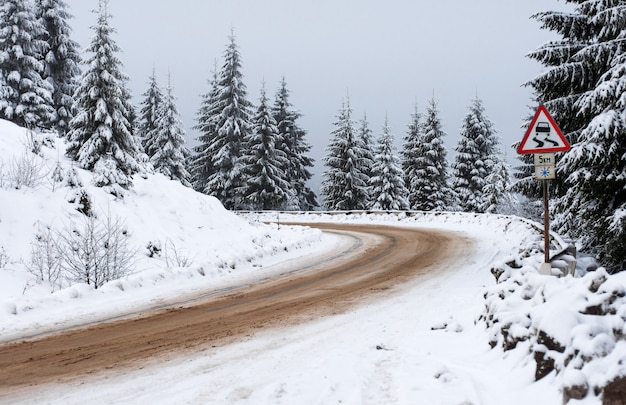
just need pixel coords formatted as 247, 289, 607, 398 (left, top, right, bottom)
483, 253, 626, 402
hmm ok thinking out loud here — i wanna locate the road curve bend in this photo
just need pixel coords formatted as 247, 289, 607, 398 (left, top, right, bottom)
0, 222, 473, 392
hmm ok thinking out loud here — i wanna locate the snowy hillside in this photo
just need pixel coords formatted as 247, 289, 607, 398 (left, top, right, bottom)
1, 119, 625, 404
0, 119, 323, 336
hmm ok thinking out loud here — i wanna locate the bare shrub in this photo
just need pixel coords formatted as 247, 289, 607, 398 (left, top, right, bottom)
0, 246, 9, 270
7, 151, 49, 189
24, 223, 63, 291
164, 238, 194, 268
57, 213, 136, 289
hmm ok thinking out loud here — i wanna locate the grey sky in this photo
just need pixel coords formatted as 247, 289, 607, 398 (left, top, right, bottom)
62, 0, 570, 192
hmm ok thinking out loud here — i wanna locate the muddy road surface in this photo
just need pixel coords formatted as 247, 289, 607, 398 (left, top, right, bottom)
0, 222, 472, 394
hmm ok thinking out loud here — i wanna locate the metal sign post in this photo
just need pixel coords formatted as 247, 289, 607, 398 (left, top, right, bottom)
542, 180, 550, 266
518, 106, 571, 275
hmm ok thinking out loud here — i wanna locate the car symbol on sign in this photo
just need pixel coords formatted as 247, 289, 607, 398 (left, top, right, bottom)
536, 122, 550, 134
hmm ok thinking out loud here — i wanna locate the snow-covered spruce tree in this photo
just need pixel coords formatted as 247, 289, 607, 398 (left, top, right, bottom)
65, 0, 141, 196
0, 0, 55, 130
358, 112, 376, 208
137, 68, 163, 159
238, 82, 290, 210
272, 76, 318, 210
199, 32, 253, 209
401, 103, 425, 210
35, 0, 81, 137
150, 75, 191, 186
452, 97, 498, 213
481, 149, 514, 214
190, 61, 219, 193
527, 1, 626, 272
409, 97, 452, 211
519, 0, 614, 201
370, 116, 409, 210
321, 97, 370, 211
561, 49, 626, 272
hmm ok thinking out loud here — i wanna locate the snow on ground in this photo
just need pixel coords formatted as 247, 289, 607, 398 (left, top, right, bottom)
0, 119, 625, 404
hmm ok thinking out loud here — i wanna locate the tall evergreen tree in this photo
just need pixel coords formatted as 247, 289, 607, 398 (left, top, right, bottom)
519, 0, 615, 200
272, 76, 318, 210
239, 82, 290, 210
527, 1, 626, 272
150, 75, 191, 186
65, 0, 140, 196
36, 0, 81, 136
358, 112, 376, 207
199, 32, 253, 209
0, 0, 55, 130
410, 97, 451, 211
138, 68, 164, 158
452, 97, 497, 213
481, 149, 514, 214
190, 61, 219, 193
321, 97, 369, 210
402, 103, 425, 210
370, 116, 409, 210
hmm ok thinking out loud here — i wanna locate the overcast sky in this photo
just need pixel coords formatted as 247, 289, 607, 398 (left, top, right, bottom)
62, 0, 571, 192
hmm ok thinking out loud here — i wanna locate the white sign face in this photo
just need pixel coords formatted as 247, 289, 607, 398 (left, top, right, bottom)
534, 164, 556, 180
534, 153, 555, 166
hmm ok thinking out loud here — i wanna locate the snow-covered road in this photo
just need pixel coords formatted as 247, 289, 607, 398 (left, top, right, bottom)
0, 223, 473, 398
1, 214, 562, 405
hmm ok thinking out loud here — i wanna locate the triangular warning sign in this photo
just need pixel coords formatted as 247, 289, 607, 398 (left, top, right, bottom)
518, 105, 571, 154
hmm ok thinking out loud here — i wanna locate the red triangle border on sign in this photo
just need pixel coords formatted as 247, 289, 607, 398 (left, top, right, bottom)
517, 105, 571, 154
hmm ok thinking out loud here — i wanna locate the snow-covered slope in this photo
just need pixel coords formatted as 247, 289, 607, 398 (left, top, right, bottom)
0, 119, 323, 338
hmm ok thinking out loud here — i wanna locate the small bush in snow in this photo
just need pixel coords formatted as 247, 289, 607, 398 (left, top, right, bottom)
56, 213, 136, 289
6, 152, 49, 190
67, 188, 93, 217
49, 161, 64, 191
146, 240, 162, 258
0, 246, 9, 270
25, 223, 62, 291
164, 238, 194, 268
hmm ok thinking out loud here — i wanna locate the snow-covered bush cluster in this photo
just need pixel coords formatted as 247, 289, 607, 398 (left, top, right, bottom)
482, 266, 626, 403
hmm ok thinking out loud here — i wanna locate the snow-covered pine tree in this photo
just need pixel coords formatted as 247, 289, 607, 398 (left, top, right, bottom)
201, 32, 253, 210
150, 75, 191, 186
36, 0, 81, 137
560, 23, 626, 271
481, 149, 514, 214
409, 97, 451, 211
239, 82, 290, 210
138, 68, 164, 159
65, 0, 141, 196
0, 0, 55, 130
528, 1, 626, 272
401, 103, 424, 210
321, 96, 369, 211
519, 1, 608, 200
452, 97, 497, 213
190, 61, 219, 193
272, 76, 318, 210
358, 112, 375, 207
370, 116, 409, 210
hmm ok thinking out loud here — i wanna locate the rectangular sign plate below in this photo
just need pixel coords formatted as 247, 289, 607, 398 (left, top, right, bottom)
534, 153, 555, 166
534, 164, 556, 180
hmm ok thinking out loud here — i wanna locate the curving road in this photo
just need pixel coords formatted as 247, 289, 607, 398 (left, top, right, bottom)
0, 222, 473, 394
